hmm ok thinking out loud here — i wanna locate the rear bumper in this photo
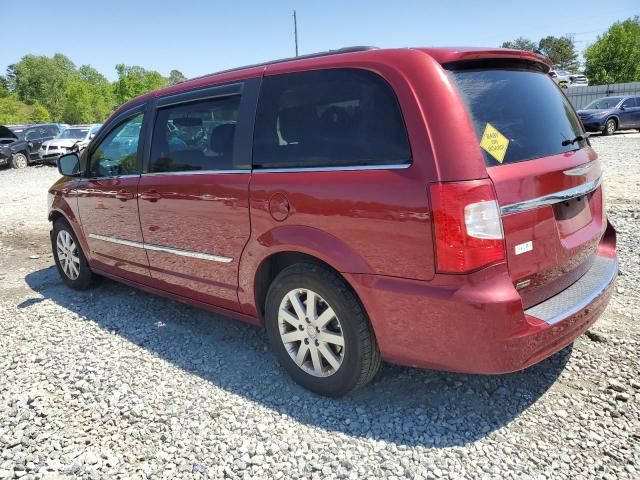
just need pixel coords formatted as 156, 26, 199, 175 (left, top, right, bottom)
346, 221, 617, 374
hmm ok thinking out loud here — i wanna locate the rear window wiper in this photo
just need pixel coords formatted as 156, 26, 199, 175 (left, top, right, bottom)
562, 134, 589, 147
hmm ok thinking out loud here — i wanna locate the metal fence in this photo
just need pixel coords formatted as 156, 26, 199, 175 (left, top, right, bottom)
565, 82, 640, 109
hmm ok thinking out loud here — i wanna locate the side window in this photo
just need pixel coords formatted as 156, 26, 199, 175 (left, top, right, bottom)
622, 97, 636, 108
25, 130, 38, 141
253, 69, 411, 169
88, 113, 144, 178
149, 95, 240, 173
45, 126, 59, 137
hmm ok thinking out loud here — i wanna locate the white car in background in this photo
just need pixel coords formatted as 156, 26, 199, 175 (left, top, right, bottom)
549, 70, 589, 88
39, 124, 101, 164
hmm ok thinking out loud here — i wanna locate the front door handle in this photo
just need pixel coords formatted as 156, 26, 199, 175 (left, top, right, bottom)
115, 190, 134, 201
140, 190, 162, 202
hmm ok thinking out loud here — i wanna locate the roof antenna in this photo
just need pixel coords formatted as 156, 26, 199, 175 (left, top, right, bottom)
293, 10, 299, 57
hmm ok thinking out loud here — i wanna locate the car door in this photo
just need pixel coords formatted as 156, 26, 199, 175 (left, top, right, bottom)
76, 105, 150, 283
137, 80, 259, 311
619, 97, 636, 128
25, 128, 47, 159
633, 97, 640, 127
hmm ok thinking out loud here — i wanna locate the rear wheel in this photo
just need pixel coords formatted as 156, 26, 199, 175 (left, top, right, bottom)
603, 118, 616, 136
52, 219, 95, 290
10, 152, 28, 169
264, 263, 381, 396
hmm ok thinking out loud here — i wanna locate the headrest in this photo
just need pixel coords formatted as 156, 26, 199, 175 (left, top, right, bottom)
278, 105, 317, 144
210, 123, 236, 154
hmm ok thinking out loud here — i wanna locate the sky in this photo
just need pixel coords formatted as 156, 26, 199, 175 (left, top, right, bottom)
1, 0, 638, 81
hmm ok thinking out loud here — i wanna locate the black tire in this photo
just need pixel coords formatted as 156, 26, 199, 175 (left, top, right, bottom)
264, 262, 381, 396
51, 219, 95, 290
602, 118, 616, 136
10, 152, 28, 169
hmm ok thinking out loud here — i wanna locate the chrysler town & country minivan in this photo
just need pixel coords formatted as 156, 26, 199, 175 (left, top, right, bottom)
49, 47, 617, 396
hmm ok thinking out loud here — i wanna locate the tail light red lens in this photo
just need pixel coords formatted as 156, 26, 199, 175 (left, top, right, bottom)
430, 180, 505, 273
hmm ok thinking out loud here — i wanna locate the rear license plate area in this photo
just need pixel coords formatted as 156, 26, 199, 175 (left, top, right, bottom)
553, 192, 593, 237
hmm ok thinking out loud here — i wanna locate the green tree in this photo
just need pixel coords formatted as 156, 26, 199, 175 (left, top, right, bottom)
584, 16, 640, 85
0, 96, 31, 124
168, 69, 187, 85
0, 76, 9, 98
29, 102, 51, 123
12, 53, 76, 120
537, 35, 580, 71
500, 37, 537, 51
114, 64, 168, 105
62, 65, 115, 123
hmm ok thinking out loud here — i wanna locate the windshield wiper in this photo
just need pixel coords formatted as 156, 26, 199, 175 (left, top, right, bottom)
562, 134, 589, 147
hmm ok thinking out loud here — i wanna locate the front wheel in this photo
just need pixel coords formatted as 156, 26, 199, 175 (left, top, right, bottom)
10, 152, 28, 169
265, 263, 381, 396
52, 219, 95, 290
602, 118, 616, 136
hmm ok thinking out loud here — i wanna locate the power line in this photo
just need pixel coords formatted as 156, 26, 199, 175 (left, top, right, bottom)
293, 10, 299, 57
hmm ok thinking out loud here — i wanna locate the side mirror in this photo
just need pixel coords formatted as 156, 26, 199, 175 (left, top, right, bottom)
619, 105, 626, 110
57, 153, 81, 177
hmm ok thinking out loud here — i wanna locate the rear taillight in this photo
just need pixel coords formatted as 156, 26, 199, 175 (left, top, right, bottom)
430, 180, 505, 273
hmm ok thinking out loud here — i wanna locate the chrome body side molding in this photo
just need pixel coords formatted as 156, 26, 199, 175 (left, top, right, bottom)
88, 234, 233, 263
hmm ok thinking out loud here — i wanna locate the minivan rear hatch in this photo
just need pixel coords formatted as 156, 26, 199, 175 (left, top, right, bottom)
448, 62, 606, 308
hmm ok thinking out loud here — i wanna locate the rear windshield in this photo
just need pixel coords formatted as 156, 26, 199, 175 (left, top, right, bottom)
448, 68, 585, 166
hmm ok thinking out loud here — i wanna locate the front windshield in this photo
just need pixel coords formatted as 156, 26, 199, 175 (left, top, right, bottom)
585, 97, 623, 110
59, 129, 89, 139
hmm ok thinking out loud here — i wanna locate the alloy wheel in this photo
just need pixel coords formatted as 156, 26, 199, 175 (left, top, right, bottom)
278, 288, 345, 377
607, 120, 616, 135
56, 230, 80, 280
13, 154, 27, 168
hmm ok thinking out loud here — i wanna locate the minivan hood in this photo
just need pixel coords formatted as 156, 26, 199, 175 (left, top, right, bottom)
0, 126, 18, 140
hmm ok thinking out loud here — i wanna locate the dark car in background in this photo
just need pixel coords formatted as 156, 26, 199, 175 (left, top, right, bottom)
577, 96, 640, 135
1, 123, 68, 168
0, 125, 32, 168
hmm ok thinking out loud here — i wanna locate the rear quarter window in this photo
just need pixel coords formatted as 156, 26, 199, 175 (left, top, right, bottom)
448, 67, 585, 166
253, 68, 411, 169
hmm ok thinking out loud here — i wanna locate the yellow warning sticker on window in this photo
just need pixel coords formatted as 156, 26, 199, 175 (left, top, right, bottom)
479, 123, 509, 164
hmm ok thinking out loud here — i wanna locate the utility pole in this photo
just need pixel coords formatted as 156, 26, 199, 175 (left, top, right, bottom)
293, 10, 299, 57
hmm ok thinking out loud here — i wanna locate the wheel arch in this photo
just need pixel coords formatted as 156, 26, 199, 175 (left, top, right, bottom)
48, 206, 90, 261
239, 224, 375, 322
253, 250, 367, 321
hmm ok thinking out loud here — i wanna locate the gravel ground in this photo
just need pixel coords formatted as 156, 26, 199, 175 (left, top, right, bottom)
0, 134, 638, 480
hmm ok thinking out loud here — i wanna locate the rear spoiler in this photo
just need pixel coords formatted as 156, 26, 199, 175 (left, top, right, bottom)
419, 48, 552, 73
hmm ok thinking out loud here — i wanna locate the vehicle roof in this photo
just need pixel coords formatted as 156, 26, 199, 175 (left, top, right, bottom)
114, 46, 552, 115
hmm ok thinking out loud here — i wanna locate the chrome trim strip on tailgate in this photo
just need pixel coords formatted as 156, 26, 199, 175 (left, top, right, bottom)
500, 176, 601, 216
88, 234, 232, 263
524, 256, 617, 325
563, 161, 597, 176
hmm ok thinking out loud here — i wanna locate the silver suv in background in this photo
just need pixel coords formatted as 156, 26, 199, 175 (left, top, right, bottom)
39, 124, 101, 164
549, 70, 589, 88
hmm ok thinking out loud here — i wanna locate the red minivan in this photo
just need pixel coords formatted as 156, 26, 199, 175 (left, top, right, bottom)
49, 47, 617, 396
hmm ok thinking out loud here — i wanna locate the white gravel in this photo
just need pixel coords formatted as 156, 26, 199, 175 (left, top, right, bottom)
0, 134, 638, 480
